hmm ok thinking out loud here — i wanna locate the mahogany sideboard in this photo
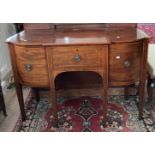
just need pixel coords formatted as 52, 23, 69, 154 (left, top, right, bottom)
6, 24, 149, 126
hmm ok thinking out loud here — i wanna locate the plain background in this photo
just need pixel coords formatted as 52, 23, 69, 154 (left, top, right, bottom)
0, 0, 155, 155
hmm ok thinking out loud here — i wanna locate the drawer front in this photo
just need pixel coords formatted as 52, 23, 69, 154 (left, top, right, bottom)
14, 46, 49, 87
110, 41, 143, 85
52, 46, 107, 68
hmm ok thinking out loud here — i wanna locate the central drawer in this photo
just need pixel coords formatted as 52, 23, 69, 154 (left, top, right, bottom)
52, 46, 106, 68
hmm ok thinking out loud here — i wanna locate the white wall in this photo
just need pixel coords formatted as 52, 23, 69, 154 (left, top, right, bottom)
0, 23, 16, 80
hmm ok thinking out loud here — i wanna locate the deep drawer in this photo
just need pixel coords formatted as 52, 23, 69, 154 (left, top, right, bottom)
14, 46, 49, 87
109, 41, 143, 84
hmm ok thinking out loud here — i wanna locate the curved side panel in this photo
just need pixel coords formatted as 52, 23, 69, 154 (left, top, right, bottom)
109, 40, 143, 86
14, 45, 49, 87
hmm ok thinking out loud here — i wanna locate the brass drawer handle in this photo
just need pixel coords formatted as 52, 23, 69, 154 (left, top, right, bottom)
24, 64, 32, 71
74, 55, 81, 62
124, 60, 131, 67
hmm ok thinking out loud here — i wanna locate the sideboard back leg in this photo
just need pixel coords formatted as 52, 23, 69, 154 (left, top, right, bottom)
147, 73, 153, 104
32, 88, 40, 103
1, 97, 7, 117
0, 82, 7, 116
124, 86, 129, 100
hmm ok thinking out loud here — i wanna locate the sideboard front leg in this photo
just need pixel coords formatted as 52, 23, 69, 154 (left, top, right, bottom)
16, 83, 26, 121
102, 75, 108, 122
102, 46, 109, 122
8, 44, 26, 121
139, 39, 149, 120
46, 47, 58, 127
139, 80, 146, 120
50, 79, 58, 127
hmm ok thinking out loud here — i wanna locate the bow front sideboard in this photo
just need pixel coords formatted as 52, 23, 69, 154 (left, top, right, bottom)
6, 24, 149, 126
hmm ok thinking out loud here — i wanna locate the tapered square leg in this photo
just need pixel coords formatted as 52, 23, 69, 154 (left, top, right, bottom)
124, 86, 129, 100
15, 83, 26, 121
0, 82, 7, 116
103, 87, 108, 121
139, 81, 146, 120
32, 88, 40, 102
50, 87, 58, 127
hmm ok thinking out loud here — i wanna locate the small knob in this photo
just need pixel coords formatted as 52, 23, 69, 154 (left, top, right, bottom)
124, 60, 131, 67
24, 64, 32, 71
74, 55, 81, 62
115, 55, 121, 59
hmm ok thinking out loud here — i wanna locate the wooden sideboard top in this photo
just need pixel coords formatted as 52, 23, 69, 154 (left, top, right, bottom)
6, 27, 149, 46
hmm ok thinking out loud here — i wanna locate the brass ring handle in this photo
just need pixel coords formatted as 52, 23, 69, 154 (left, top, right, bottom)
24, 64, 32, 71
74, 55, 81, 62
124, 60, 131, 67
